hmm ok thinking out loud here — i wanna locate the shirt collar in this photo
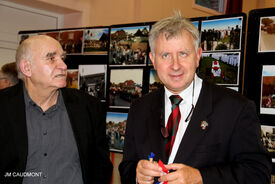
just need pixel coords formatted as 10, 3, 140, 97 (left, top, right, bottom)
164, 75, 196, 106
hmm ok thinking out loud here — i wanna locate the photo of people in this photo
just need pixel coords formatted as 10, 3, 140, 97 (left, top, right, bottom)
41, 31, 59, 40
59, 30, 84, 54
109, 68, 143, 108
149, 69, 162, 92
66, 69, 79, 89
106, 112, 127, 152
261, 125, 275, 157
78, 65, 107, 101
198, 52, 240, 85
258, 16, 275, 52
83, 28, 109, 55
109, 25, 150, 66
260, 65, 275, 114
201, 17, 242, 51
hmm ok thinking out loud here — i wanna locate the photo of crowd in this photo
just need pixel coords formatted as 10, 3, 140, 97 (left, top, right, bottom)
198, 52, 240, 85
109, 69, 143, 108
109, 25, 150, 66
106, 112, 127, 152
201, 17, 242, 51
59, 30, 83, 54
83, 28, 109, 55
260, 65, 275, 114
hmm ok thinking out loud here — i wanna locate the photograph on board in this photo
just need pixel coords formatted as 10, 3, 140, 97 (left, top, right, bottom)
59, 30, 84, 54
258, 16, 275, 52
79, 65, 107, 101
106, 112, 128, 152
201, 17, 242, 51
83, 28, 109, 55
198, 52, 240, 85
109, 68, 143, 108
109, 25, 149, 66
260, 65, 275, 114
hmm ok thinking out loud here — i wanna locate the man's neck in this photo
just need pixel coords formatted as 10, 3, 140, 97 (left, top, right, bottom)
24, 81, 59, 112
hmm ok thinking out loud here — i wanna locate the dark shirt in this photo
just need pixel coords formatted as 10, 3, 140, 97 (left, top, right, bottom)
22, 87, 83, 184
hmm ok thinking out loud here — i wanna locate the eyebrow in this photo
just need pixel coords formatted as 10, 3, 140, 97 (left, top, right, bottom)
45, 52, 57, 58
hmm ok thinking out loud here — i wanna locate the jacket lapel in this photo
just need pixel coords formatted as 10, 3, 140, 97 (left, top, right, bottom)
174, 82, 213, 163
8, 81, 28, 166
148, 87, 167, 162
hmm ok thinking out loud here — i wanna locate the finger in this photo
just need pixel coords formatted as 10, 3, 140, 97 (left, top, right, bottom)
158, 170, 178, 183
165, 163, 186, 170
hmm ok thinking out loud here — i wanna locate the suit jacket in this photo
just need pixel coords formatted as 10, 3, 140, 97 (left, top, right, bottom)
0, 80, 113, 184
119, 81, 272, 184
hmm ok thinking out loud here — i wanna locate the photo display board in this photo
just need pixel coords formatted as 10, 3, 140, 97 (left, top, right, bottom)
244, 8, 275, 169
18, 13, 246, 153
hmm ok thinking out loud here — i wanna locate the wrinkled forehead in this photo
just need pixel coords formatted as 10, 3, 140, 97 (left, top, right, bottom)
30, 37, 63, 56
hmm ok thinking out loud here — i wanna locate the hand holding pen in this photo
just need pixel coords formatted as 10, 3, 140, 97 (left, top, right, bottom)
136, 152, 163, 184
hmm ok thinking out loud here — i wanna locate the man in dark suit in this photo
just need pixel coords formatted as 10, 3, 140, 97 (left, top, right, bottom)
119, 12, 272, 184
0, 35, 113, 184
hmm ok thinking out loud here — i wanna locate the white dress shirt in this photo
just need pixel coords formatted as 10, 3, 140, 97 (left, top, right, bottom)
164, 74, 202, 164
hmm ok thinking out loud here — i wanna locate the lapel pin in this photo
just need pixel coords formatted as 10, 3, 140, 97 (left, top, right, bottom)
201, 121, 208, 130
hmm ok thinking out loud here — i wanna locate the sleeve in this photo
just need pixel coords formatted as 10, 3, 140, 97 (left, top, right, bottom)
119, 103, 139, 184
199, 100, 272, 184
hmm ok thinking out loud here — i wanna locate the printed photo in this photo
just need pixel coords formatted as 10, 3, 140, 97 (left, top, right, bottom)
106, 112, 128, 152
192, 21, 199, 30
201, 17, 242, 51
83, 28, 109, 55
78, 65, 107, 101
109, 68, 143, 108
59, 30, 84, 54
198, 52, 240, 85
258, 16, 275, 52
260, 65, 275, 114
109, 25, 149, 66
149, 69, 162, 93
66, 69, 79, 89
41, 31, 59, 40
261, 125, 275, 157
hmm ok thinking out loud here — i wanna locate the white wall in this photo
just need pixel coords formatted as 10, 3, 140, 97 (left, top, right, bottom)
0, 0, 64, 67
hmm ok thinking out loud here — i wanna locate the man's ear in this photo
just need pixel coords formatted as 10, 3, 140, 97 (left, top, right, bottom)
19, 59, 32, 77
149, 52, 156, 70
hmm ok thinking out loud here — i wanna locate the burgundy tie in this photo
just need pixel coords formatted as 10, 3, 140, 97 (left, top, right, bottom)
165, 95, 183, 158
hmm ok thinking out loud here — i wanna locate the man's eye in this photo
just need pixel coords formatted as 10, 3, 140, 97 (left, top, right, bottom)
179, 52, 186, 57
162, 53, 169, 58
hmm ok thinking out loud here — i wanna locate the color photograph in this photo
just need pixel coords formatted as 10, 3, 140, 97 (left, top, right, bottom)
261, 125, 275, 158
83, 28, 109, 55
258, 16, 275, 52
109, 68, 143, 108
198, 52, 240, 85
201, 17, 242, 51
149, 69, 162, 93
260, 65, 275, 114
41, 31, 59, 40
109, 25, 149, 66
59, 30, 84, 54
66, 69, 79, 89
79, 65, 107, 101
106, 112, 128, 152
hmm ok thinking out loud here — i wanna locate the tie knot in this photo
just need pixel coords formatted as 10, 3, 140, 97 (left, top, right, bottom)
169, 95, 182, 106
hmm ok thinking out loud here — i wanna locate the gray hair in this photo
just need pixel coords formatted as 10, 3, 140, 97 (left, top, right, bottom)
16, 36, 34, 79
149, 11, 200, 57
